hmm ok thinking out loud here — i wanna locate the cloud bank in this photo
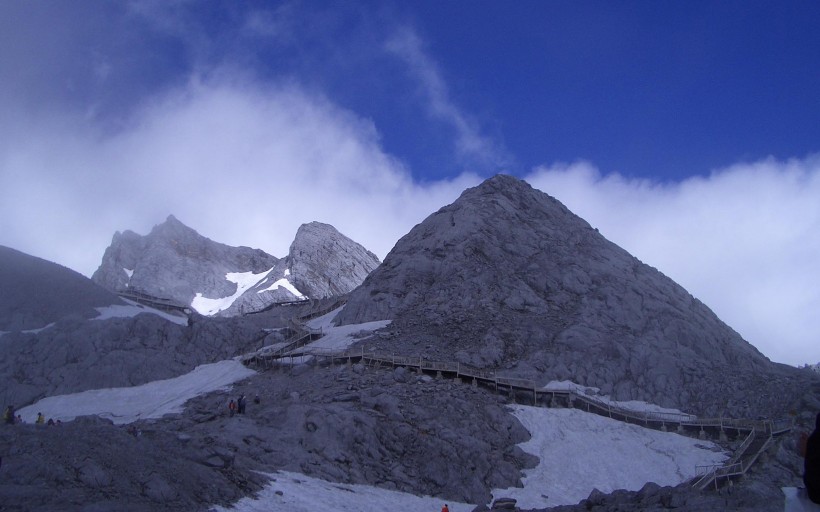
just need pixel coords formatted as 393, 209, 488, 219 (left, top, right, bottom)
525, 158, 820, 367
0, 76, 480, 277
1, 3, 817, 368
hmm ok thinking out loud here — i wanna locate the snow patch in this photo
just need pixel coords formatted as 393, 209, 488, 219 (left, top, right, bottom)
258, 277, 305, 299
94, 298, 188, 326
191, 268, 273, 315
18, 359, 255, 424
123, 267, 134, 279
210, 471, 473, 512
22, 323, 55, 334
544, 380, 693, 418
492, 406, 728, 509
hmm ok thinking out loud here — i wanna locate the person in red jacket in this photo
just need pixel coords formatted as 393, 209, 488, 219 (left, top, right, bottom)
228, 400, 237, 417
441, 504, 449, 512
806, 412, 820, 504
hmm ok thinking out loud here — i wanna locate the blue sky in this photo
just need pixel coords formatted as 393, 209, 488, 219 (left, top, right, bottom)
1, 1, 819, 366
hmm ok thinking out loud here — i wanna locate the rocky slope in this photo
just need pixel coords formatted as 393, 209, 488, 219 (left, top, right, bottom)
288, 222, 381, 299
335, 175, 809, 417
221, 222, 380, 316
0, 245, 124, 331
92, 215, 280, 311
0, 363, 536, 511
92, 216, 380, 316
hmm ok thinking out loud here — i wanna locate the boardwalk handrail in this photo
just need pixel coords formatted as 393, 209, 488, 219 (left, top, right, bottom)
243, 342, 793, 493
244, 344, 792, 444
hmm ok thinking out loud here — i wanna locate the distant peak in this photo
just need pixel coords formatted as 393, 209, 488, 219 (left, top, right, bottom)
297, 221, 338, 234
480, 173, 531, 191
149, 214, 198, 238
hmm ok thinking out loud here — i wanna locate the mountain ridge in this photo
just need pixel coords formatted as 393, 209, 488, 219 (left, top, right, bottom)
92, 216, 380, 316
336, 174, 798, 417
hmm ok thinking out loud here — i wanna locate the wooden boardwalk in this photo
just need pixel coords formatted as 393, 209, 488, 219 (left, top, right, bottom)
242, 342, 792, 491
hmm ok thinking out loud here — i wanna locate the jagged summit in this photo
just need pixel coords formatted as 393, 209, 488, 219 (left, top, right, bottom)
92, 216, 380, 316
288, 222, 381, 298
336, 174, 798, 416
92, 215, 278, 310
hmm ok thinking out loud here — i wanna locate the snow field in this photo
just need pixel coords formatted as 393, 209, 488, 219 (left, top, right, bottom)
491, 405, 728, 509
17, 360, 255, 424
191, 268, 274, 315
94, 298, 189, 325
210, 471, 474, 512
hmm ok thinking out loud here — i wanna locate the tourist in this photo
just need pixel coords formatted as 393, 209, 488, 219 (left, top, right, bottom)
806, 412, 820, 503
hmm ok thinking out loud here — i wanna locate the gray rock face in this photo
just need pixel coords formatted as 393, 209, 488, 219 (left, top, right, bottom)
93, 216, 380, 316
335, 175, 810, 417
92, 215, 279, 310
287, 222, 380, 298
0, 245, 123, 331
0, 312, 272, 407
0, 416, 268, 512
0, 364, 536, 511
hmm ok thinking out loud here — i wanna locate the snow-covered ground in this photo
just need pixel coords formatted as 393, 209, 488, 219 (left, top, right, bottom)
17, 359, 255, 424
256, 306, 391, 361
209, 405, 728, 512
491, 405, 727, 509
257, 275, 305, 298
544, 380, 696, 420
192, 268, 274, 315
210, 471, 474, 512
302, 305, 390, 353
94, 298, 189, 326
13, 304, 730, 511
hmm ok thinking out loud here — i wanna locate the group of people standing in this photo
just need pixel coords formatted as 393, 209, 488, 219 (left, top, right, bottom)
3, 406, 59, 426
227, 394, 260, 417
228, 394, 246, 417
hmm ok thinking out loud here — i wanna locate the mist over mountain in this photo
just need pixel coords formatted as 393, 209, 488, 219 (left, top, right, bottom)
1, 176, 817, 512
337, 175, 804, 417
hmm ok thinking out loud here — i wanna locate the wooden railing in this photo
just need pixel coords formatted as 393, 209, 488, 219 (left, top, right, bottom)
240, 333, 792, 492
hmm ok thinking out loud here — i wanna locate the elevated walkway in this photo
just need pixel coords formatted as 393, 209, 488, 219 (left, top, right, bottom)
241, 334, 792, 492
118, 290, 191, 314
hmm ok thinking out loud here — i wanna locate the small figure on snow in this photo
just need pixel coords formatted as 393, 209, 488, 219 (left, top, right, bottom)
36, 412, 45, 425
228, 400, 237, 417
441, 504, 449, 512
253, 394, 260, 405
805, 412, 820, 504
237, 395, 246, 414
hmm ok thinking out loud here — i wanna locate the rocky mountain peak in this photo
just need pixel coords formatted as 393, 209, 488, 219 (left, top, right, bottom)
287, 222, 381, 299
92, 215, 279, 308
92, 216, 380, 316
335, 174, 797, 417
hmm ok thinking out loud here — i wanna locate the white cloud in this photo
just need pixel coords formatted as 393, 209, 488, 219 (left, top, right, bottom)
0, 75, 479, 279
525, 157, 820, 366
385, 27, 511, 171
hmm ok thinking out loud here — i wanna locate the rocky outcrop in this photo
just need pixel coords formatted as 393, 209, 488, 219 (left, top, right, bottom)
0, 245, 123, 331
92, 217, 380, 316
0, 312, 273, 407
288, 222, 381, 299
92, 215, 279, 311
0, 363, 535, 511
335, 175, 809, 417
0, 415, 268, 512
